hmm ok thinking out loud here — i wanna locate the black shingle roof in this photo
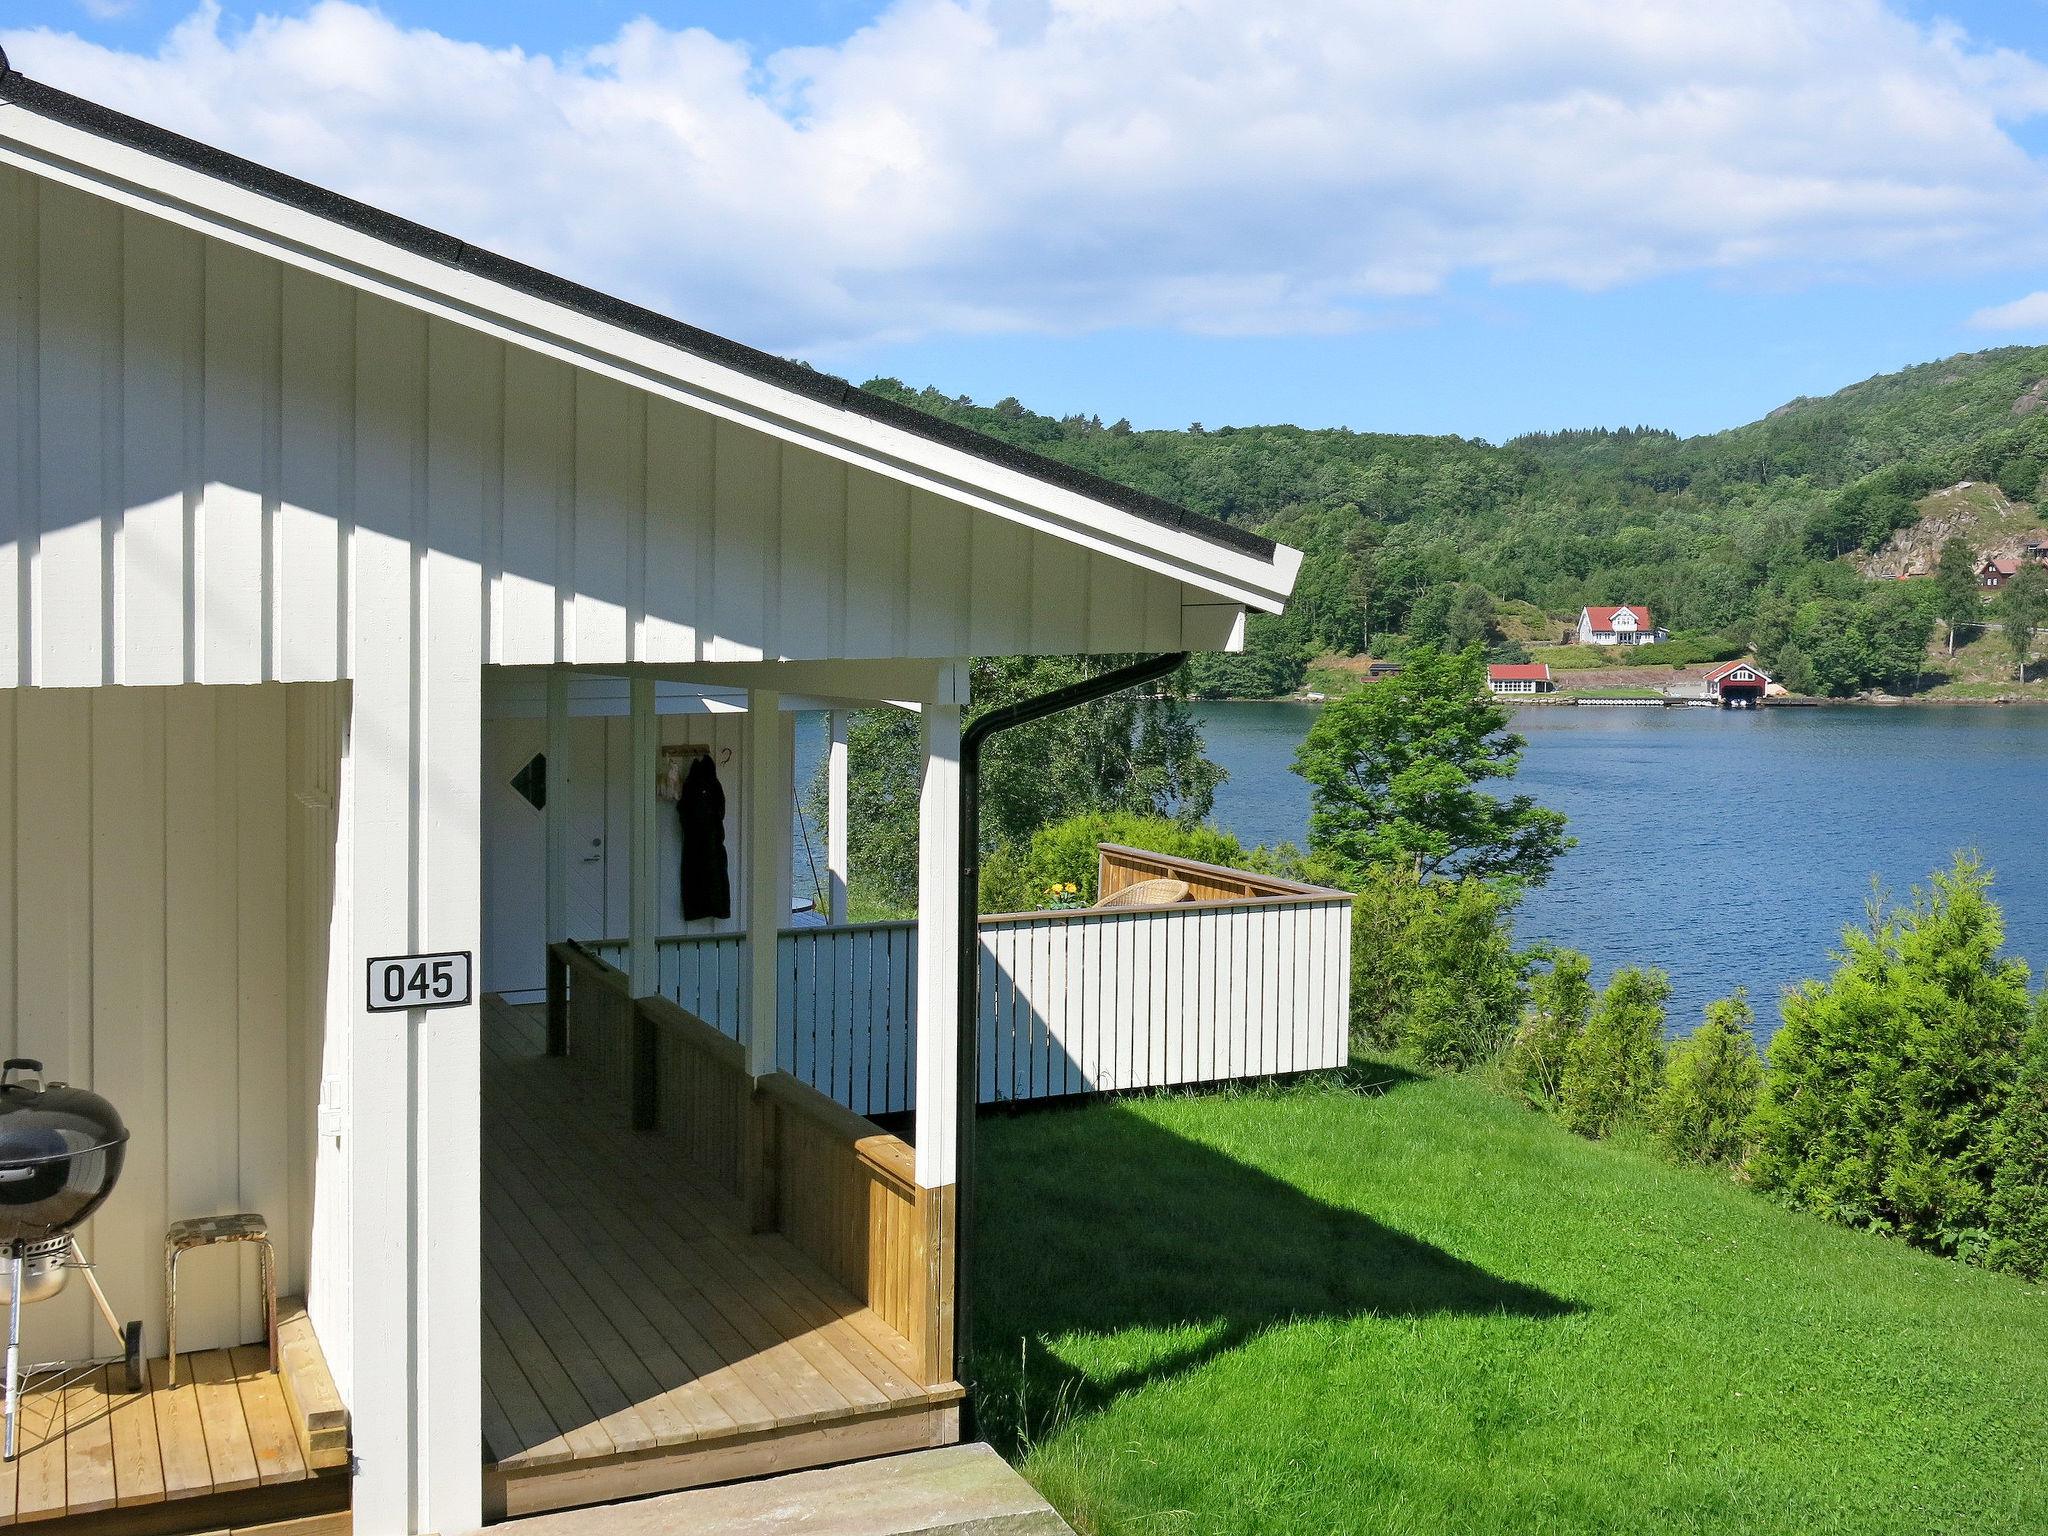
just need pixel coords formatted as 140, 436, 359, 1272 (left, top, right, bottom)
0, 52, 1276, 563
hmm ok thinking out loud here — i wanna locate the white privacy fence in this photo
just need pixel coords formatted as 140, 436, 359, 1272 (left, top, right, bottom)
586, 869, 1351, 1115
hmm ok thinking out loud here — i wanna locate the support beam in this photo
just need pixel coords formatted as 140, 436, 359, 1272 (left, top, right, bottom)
628, 675, 658, 997
544, 668, 572, 1056
745, 690, 783, 1077
543, 668, 571, 948
827, 710, 849, 926
344, 544, 483, 1529
914, 703, 962, 1190
540, 657, 972, 706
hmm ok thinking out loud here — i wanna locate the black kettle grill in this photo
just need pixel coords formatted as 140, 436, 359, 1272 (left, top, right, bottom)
0, 1060, 143, 1458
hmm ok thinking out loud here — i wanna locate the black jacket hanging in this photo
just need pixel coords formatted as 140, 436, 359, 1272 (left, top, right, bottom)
678, 755, 732, 921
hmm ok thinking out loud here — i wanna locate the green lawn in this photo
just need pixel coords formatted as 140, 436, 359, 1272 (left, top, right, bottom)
970, 1066, 2048, 1535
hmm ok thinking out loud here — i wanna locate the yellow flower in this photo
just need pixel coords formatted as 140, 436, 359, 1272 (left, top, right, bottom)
1064, 883, 1078, 894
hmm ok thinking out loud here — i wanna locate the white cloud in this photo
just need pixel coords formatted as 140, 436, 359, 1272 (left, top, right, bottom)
73, 0, 138, 19
5, 0, 2048, 355
1969, 291, 2048, 331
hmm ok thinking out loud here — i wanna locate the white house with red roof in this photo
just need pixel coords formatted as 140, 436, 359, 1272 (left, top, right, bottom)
1488, 662, 1554, 695
1577, 605, 1666, 646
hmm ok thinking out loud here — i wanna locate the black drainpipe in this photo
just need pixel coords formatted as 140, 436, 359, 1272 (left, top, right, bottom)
953, 651, 1189, 1421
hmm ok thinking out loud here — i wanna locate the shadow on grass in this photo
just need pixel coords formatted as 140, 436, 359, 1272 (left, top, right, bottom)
969, 1093, 1576, 1451
1335, 1057, 1428, 1097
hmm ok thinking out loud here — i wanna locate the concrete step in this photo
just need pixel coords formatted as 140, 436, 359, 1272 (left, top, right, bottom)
489, 1443, 1075, 1536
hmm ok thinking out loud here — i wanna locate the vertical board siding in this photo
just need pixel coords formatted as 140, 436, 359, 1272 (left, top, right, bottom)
0, 682, 344, 1364
32, 184, 114, 689
0, 170, 1197, 685
610, 898, 1351, 1112
0, 166, 31, 689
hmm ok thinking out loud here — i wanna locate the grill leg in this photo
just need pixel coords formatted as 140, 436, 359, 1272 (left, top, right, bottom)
4, 1245, 22, 1462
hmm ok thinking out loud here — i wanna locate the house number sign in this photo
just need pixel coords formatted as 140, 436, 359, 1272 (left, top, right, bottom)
366, 951, 473, 1012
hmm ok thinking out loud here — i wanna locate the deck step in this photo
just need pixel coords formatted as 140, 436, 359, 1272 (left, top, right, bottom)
490, 1443, 1074, 1536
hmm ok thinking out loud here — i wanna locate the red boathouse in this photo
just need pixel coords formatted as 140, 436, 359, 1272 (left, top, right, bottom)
1703, 659, 1770, 707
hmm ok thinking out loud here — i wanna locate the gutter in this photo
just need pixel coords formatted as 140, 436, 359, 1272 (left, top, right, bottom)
952, 651, 1190, 1423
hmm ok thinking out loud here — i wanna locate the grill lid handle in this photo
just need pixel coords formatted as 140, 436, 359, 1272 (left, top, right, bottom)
1, 1061, 41, 1091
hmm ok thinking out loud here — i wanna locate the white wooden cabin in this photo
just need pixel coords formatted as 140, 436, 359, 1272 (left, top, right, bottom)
0, 50, 1304, 1536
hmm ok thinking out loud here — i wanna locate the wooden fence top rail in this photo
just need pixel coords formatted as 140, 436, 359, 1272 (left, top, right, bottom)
756, 1071, 918, 1193
554, 939, 631, 986
635, 993, 747, 1072
1095, 842, 1352, 900
582, 880, 1354, 952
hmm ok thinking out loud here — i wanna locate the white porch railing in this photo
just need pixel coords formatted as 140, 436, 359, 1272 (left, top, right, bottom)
585, 847, 1352, 1113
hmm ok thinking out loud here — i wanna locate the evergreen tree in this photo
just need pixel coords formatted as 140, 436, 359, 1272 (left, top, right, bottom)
1557, 967, 1670, 1138
1933, 536, 1980, 657
1988, 1018, 2048, 1279
2002, 564, 2048, 681
1505, 949, 1593, 1109
1750, 856, 2031, 1257
1346, 865, 1524, 1067
1651, 992, 1764, 1166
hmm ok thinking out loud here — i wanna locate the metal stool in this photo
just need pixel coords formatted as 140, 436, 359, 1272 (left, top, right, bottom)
164, 1214, 277, 1388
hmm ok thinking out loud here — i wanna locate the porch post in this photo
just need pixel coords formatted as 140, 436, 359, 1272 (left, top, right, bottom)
912, 702, 962, 1387
544, 667, 571, 947
544, 667, 572, 1055
914, 704, 962, 1189
628, 676, 658, 995
343, 513, 483, 1528
745, 690, 783, 1077
827, 709, 849, 925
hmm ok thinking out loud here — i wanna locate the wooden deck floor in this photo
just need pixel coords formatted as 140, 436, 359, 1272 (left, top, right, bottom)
480, 999, 961, 1521
0, 1309, 348, 1534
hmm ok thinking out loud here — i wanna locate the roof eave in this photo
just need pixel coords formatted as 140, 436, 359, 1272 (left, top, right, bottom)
0, 66, 1297, 613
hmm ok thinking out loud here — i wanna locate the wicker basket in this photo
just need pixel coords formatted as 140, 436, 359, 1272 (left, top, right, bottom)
1091, 876, 1192, 910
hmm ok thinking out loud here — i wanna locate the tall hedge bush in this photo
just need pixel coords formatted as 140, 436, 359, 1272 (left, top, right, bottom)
1989, 1019, 2048, 1278
1505, 949, 1593, 1110
1651, 992, 1764, 1166
1749, 856, 2030, 1257
1349, 865, 1524, 1069
1558, 967, 1670, 1138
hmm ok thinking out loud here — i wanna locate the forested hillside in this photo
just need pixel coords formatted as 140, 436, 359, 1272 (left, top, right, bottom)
862, 346, 2048, 697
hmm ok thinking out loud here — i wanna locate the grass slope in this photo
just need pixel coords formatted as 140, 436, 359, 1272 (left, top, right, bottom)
972, 1067, 2047, 1536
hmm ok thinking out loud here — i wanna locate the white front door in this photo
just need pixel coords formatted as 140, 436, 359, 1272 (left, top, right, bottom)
567, 717, 613, 941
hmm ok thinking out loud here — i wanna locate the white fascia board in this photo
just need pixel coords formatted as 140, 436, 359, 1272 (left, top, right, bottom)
0, 107, 1301, 614
506, 657, 969, 705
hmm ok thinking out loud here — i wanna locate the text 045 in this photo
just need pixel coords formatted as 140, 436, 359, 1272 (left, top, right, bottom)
366, 952, 473, 1013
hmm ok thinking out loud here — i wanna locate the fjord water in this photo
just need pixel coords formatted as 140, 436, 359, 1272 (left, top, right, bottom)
1198, 700, 2048, 1035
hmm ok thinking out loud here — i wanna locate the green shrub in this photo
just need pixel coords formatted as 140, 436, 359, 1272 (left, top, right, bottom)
1400, 881, 1526, 1070
1504, 949, 1593, 1109
1749, 855, 2030, 1258
1651, 992, 1764, 1166
1349, 865, 1525, 1069
986, 811, 1250, 911
1616, 631, 1748, 667
1988, 1018, 2048, 1278
1558, 967, 1670, 1137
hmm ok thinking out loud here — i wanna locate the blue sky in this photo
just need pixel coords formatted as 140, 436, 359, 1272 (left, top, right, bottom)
8, 1, 2048, 442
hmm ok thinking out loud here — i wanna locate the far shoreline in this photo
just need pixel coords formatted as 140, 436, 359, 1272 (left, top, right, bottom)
1194, 690, 2048, 709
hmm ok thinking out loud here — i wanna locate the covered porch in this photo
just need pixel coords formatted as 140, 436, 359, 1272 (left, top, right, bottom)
479, 658, 968, 1520
480, 997, 957, 1520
